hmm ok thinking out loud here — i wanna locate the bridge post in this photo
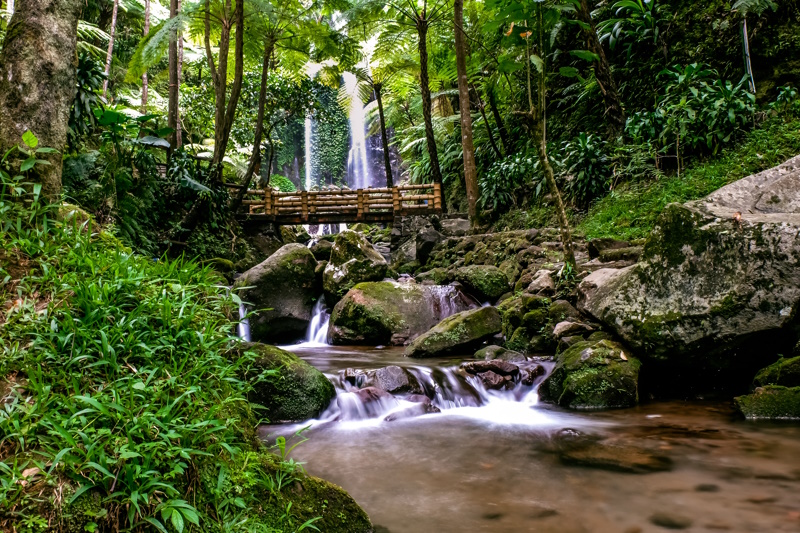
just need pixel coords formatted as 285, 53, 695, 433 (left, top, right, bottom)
357, 189, 365, 221
392, 187, 400, 216
301, 191, 309, 222
433, 183, 443, 212
264, 188, 272, 216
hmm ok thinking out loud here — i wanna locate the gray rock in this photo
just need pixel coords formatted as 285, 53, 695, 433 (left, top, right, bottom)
235, 244, 318, 343
416, 227, 444, 264
579, 155, 800, 370
462, 359, 520, 376
527, 269, 555, 295
475, 345, 526, 362
649, 512, 693, 529
587, 238, 630, 259
552, 321, 594, 339
323, 231, 388, 303
364, 365, 422, 394
440, 218, 471, 237
477, 370, 510, 389
405, 306, 503, 358
328, 281, 474, 345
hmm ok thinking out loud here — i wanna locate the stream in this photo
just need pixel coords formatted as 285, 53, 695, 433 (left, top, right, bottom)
261, 309, 800, 533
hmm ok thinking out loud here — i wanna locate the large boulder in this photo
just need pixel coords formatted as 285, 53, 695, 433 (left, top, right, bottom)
540, 338, 641, 410
405, 306, 503, 358
235, 244, 318, 343
453, 265, 510, 301
323, 231, 388, 303
734, 386, 800, 419
328, 281, 474, 345
579, 155, 800, 378
240, 343, 335, 422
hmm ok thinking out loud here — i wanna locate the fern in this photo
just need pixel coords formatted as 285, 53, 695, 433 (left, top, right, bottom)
732, 0, 779, 16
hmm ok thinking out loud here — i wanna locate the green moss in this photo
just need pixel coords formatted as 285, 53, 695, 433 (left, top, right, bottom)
405, 306, 503, 358
541, 339, 642, 410
239, 343, 335, 422
735, 386, 800, 419
753, 356, 800, 388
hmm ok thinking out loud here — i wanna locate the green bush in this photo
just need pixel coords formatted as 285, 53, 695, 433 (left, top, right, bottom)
270, 174, 296, 193
561, 132, 612, 207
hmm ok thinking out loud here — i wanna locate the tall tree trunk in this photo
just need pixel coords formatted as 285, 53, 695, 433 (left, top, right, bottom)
417, 18, 445, 212
231, 38, 274, 212
454, 0, 478, 223
102, 0, 119, 98
168, 0, 179, 153
0, 0, 81, 201
575, 0, 625, 137
141, 0, 150, 112
215, 0, 244, 179
472, 86, 501, 158
532, 4, 576, 269
7, 0, 14, 15
487, 86, 510, 154
176, 0, 183, 147
374, 84, 393, 188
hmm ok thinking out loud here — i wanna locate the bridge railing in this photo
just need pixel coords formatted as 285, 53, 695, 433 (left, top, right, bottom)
229, 183, 442, 222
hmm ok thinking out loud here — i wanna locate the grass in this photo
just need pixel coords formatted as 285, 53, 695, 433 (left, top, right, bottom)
0, 153, 366, 532
494, 113, 800, 241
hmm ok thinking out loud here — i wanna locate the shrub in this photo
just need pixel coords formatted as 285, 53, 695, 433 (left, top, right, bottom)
560, 132, 612, 207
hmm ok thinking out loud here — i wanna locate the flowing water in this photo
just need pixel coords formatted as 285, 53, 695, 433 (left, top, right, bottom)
343, 71, 373, 190
265, 308, 800, 533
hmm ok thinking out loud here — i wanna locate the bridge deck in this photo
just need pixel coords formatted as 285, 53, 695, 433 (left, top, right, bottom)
229, 183, 442, 225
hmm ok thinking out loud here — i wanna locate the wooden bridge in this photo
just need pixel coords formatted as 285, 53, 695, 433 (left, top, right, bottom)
228, 183, 443, 224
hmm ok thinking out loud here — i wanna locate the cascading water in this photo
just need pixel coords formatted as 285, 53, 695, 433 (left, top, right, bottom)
343, 72, 372, 190
304, 298, 330, 345
304, 115, 313, 191
237, 302, 251, 342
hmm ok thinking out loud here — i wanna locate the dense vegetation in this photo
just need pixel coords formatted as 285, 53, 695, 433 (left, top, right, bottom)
1, 0, 800, 531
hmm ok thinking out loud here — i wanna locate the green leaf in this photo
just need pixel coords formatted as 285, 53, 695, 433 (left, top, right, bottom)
170, 509, 184, 533
530, 54, 544, 74
22, 131, 38, 149
559, 66, 580, 78
570, 50, 600, 62
36, 147, 59, 154
20, 158, 36, 172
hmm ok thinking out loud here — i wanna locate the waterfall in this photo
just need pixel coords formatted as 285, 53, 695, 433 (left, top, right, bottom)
237, 302, 251, 342
343, 72, 372, 190
305, 298, 330, 345
304, 115, 313, 191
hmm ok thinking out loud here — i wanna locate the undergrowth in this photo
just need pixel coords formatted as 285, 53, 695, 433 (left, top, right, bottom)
0, 141, 351, 532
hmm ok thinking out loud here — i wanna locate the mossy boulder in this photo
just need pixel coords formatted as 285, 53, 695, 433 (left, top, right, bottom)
323, 230, 388, 303
310, 238, 334, 260
497, 294, 551, 339
235, 244, 318, 343
579, 155, 800, 377
240, 343, 335, 422
540, 339, 642, 410
328, 281, 473, 345
753, 356, 800, 387
405, 306, 503, 358
454, 265, 510, 301
734, 386, 800, 419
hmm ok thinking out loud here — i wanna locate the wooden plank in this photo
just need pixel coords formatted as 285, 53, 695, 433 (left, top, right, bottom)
357, 189, 365, 219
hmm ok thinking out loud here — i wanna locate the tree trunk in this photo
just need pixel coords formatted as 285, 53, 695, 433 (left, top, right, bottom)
176, 0, 183, 147
168, 0, 179, 153
533, 4, 576, 269
375, 85, 394, 188
141, 0, 150, 112
215, 0, 244, 179
487, 86, 510, 155
231, 38, 274, 213
454, 0, 478, 222
473, 86, 501, 158
102, 0, 118, 98
417, 19, 445, 211
0, 0, 82, 201
7, 0, 14, 15
575, 0, 625, 137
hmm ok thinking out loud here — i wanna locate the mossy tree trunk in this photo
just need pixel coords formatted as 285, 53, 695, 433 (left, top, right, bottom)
575, 0, 625, 138
454, 0, 478, 223
0, 0, 82, 201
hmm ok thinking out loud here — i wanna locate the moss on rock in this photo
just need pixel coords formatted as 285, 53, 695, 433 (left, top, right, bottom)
454, 265, 510, 301
323, 231, 388, 303
734, 386, 800, 419
540, 339, 641, 410
753, 356, 800, 387
239, 343, 335, 422
405, 306, 503, 358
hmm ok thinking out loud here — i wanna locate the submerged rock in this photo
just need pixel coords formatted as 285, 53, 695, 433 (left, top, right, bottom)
328, 281, 474, 345
323, 230, 388, 303
559, 441, 673, 474
462, 359, 520, 376
578, 155, 800, 378
405, 306, 503, 358
239, 343, 335, 423
734, 386, 800, 419
540, 339, 641, 410
234, 244, 318, 343
364, 365, 423, 394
